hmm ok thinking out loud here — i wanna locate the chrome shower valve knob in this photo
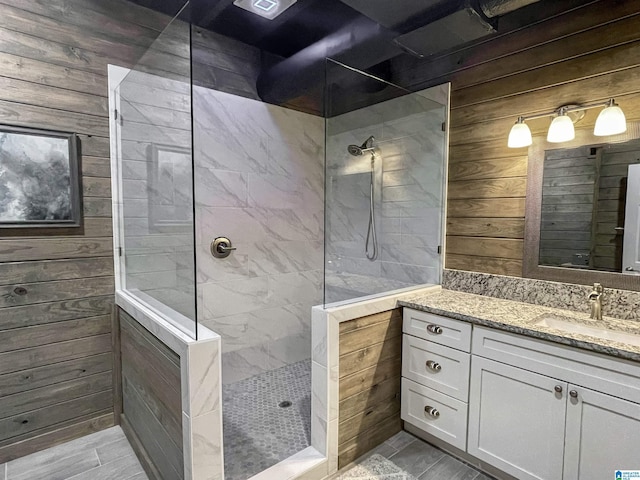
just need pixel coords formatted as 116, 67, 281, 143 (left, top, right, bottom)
211, 237, 236, 259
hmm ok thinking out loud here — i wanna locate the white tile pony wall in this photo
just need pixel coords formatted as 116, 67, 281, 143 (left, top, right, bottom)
324, 84, 449, 304
193, 86, 325, 384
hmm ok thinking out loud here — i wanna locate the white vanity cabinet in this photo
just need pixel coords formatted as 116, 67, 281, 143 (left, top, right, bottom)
402, 308, 640, 480
563, 386, 640, 480
467, 356, 566, 480
401, 309, 472, 451
470, 326, 640, 480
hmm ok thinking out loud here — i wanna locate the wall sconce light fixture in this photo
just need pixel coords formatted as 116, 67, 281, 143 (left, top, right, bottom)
507, 98, 627, 148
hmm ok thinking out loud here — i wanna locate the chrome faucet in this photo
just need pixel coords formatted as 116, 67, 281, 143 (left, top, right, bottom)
588, 283, 604, 320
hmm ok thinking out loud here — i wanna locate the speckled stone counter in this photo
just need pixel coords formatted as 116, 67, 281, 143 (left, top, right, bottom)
399, 289, 640, 363
442, 269, 640, 320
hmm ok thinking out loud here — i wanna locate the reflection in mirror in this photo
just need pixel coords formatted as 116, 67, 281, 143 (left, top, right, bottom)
539, 139, 640, 274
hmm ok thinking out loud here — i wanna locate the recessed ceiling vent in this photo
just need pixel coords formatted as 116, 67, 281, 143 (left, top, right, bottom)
394, 4, 495, 58
257, 0, 541, 107
392, 0, 540, 58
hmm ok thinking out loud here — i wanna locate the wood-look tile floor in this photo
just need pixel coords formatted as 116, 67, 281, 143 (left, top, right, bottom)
0, 427, 147, 480
337, 430, 494, 480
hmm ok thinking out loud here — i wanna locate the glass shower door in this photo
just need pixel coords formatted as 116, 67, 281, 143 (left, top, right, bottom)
114, 3, 197, 338
324, 59, 449, 305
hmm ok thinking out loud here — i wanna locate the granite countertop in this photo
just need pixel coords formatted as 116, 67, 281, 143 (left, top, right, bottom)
398, 289, 640, 363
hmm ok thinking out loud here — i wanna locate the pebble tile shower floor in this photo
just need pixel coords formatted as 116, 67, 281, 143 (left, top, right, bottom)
222, 359, 312, 480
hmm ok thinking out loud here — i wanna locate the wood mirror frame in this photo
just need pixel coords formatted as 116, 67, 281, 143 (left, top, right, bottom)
523, 125, 640, 291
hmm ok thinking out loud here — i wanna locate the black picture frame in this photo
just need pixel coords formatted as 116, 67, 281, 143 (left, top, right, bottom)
0, 125, 82, 228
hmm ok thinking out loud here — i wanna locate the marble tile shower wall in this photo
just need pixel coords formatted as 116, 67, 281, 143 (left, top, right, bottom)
193, 86, 325, 384
118, 72, 197, 322
443, 269, 640, 321
325, 86, 448, 303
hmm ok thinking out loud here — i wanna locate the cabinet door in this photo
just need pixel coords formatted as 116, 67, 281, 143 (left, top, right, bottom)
564, 386, 640, 480
468, 357, 567, 480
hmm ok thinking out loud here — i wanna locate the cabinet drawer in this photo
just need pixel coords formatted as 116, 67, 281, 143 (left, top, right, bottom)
401, 378, 468, 451
403, 308, 472, 352
402, 335, 470, 401
472, 326, 640, 404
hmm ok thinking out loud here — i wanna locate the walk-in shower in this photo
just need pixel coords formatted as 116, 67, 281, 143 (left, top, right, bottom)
109, 14, 448, 478
347, 136, 378, 261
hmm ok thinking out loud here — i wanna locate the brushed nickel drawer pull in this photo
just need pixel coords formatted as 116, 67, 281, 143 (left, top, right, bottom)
570, 390, 578, 398
426, 360, 442, 372
554, 385, 563, 394
424, 406, 440, 418
426, 324, 443, 334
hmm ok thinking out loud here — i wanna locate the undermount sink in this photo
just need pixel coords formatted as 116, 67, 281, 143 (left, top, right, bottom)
533, 315, 640, 347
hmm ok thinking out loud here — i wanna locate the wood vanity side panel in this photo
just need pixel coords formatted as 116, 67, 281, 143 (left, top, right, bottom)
337, 308, 403, 468
390, 0, 640, 276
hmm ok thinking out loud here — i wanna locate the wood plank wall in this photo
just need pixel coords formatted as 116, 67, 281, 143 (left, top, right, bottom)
0, 0, 263, 459
0, 0, 166, 460
338, 309, 403, 469
118, 309, 182, 480
392, 0, 640, 277
539, 146, 595, 267
0, 0, 186, 460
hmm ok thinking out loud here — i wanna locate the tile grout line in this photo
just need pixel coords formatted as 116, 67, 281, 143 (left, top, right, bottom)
64, 453, 142, 480
386, 439, 417, 459
382, 442, 399, 456
415, 456, 444, 479
416, 455, 447, 480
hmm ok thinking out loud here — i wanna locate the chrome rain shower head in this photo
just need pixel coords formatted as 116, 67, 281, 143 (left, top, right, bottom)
347, 144, 365, 156
347, 136, 375, 156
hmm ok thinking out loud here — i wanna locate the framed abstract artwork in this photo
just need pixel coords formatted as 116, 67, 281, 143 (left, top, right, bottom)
0, 125, 81, 228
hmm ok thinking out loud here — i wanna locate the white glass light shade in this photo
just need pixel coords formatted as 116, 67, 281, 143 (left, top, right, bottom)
547, 115, 575, 143
508, 121, 532, 148
594, 104, 627, 136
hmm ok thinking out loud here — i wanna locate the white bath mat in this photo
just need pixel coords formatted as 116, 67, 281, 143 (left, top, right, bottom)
337, 454, 418, 480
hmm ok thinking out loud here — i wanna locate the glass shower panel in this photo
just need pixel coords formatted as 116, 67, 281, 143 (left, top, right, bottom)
116, 3, 197, 338
324, 59, 448, 305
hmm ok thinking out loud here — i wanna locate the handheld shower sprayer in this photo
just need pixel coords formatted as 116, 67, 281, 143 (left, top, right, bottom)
346, 136, 378, 260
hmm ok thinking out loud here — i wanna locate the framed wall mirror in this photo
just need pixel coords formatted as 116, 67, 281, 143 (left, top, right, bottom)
524, 125, 640, 290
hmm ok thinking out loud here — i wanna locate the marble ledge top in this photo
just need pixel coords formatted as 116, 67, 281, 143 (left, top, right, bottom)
398, 289, 640, 363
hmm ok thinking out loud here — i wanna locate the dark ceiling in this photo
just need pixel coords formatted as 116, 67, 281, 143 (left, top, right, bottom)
129, 0, 363, 58
128, 0, 595, 115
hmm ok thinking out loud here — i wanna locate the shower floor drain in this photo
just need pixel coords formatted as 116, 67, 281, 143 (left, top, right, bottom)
279, 400, 292, 408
